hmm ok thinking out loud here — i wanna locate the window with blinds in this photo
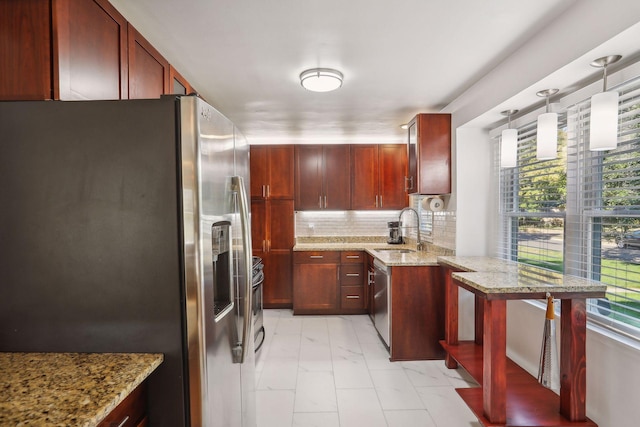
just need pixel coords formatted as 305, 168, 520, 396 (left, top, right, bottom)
497, 121, 567, 273
497, 73, 640, 340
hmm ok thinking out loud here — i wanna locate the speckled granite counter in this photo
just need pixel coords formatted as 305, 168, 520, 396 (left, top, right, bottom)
293, 237, 444, 266
0, 352, 163, 427
437, 256, 606, 299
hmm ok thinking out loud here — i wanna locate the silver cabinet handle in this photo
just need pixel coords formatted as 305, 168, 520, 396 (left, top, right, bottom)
367, 270, 374, 285
319, 195, 322, 208
116, 416, 130, 427
262, 184, 266, 198
375, 195, 378, 208
379, 195, 383, 207
346, 273, 360, 277
324, 195, 327, 209
266, 184, 270, 198
346, 255, 360, 259
405, 176, 414, 192
309, 255, 324, 259
346, 295, 360, 299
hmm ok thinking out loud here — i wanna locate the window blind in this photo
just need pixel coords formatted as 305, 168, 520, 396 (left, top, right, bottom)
496, 73, 640, 339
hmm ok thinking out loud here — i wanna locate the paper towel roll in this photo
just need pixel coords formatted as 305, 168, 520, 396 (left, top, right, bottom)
430, 197, 444, 211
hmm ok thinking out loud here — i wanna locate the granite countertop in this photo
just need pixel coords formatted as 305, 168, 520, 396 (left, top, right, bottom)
437, 256, 607, 299
293, 237, 443, 266
0, 352, 163, 427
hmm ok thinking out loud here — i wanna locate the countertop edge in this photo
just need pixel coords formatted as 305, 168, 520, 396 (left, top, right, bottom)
93, 353, 164, 425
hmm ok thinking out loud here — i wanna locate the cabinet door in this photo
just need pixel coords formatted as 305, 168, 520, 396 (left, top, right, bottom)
293, 263, 339, 313
407, 120, 418, 194
267, 145, 295, 199
379, 144, 408, 209
295, 145, 324, 209
323, 145, 351, 210
263, 250, 292, 308
251, 199, 267, 252
0, 0, 52, 100
350, 145, 379, 210
55, 0, 128, 100
250, 145, 294, 199
250, 146, 269, 198
169, 65, 193, 95
416, 114, 451, 194
269, 199, 294, 250
127, 25, 169, 99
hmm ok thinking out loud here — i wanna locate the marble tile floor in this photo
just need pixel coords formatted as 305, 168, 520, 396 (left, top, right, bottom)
255, 309, 481, 427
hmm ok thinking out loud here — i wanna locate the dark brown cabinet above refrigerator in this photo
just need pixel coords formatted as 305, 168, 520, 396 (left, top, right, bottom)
406, 114, 452, 195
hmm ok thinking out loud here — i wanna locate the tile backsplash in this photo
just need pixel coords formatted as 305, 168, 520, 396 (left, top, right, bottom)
294, 195, 456, 251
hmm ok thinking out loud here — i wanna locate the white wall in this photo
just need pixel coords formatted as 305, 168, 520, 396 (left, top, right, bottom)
446, 2, 640, 425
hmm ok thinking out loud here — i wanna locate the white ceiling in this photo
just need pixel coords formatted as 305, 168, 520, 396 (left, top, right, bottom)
108, 0, 638, 144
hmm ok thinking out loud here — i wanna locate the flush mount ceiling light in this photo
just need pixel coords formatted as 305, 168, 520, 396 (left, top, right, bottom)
589, 55, 622, 151
536, 89, 559, 161
299, 68, 343, 92
500, 110, 519, 168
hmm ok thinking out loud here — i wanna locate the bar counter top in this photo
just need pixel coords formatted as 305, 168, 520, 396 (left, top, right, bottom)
0, 352, 163, 426
437, 256, 607, 299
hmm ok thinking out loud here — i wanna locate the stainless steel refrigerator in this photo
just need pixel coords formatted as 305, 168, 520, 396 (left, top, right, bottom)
0, 96, 256, 427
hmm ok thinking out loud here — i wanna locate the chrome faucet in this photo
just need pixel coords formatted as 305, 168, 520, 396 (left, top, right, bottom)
398, 207, 424, 251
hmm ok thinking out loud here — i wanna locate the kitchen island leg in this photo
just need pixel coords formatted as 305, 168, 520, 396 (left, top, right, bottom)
560, 298, 588, 421
483, 298, 507, 424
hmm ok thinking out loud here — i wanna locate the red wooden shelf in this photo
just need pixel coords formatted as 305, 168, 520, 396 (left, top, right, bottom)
440, 341, 597, 427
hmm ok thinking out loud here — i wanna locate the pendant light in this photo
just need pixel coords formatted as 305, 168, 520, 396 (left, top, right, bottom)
589, 55, 622, 151
500, 110, 519, 168
536, 89, 559, 160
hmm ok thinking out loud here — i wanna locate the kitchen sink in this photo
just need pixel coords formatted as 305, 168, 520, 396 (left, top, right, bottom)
374, 248, 415, 254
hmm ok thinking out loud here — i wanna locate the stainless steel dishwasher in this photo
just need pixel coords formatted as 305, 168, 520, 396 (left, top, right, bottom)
373, 259, 391, 348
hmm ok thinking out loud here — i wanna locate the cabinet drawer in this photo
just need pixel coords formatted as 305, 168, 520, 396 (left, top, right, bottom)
98, 382, 146, 427
341, 264, 363, 285
341, 251, 364, 263
341, 286, 365, 309
294, 251, 340, 264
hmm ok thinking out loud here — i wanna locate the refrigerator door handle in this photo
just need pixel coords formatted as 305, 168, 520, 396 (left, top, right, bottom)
231, 175, 253, 364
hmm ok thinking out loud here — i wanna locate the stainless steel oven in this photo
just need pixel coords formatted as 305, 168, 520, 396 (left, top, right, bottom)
252, 256, 265, 352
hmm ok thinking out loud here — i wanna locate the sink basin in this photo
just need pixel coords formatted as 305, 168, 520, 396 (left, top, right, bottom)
374, 248, 415, 254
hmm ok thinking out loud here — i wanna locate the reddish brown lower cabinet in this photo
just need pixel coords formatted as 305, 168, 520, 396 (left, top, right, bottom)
251, 199, 294, 308
293, 251, 367, 315
98, 381, 147, 427
389, 265, 445, 361
339, 251, 366, 313
293, 251, 340, 314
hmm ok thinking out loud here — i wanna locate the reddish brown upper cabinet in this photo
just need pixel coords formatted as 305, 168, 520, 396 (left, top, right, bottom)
0, 0, 128, 101
55, 0, 128, 100
169, 65, 193, 95
127, 25, 170, 99
295, 145, 351, 210
250, 145, 295, 199
351, 144, 407, 210
406, 114, 452, 195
